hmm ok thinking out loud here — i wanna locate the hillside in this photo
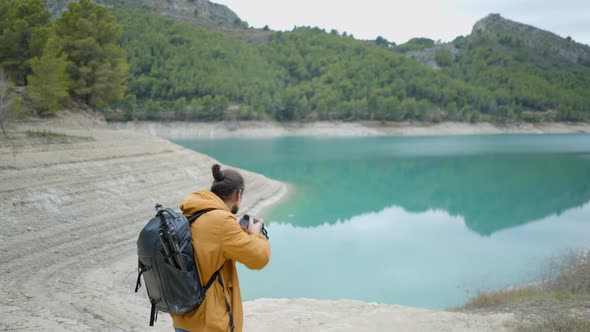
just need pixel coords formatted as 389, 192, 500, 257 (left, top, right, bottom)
397, 14, 590, 122
102, 8, 590, 123
404, 14, 590, 68
2, 1, 589, 124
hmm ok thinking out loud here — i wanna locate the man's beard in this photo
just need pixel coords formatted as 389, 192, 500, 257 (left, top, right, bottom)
231, 205, 239, 214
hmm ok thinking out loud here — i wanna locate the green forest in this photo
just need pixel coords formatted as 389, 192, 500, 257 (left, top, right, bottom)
1, 0, 589, 124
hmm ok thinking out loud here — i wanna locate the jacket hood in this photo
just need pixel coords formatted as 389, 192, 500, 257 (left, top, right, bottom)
180, 190, 230, 216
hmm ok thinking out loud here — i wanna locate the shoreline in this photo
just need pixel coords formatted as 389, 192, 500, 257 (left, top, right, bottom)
110, 120, 590, 138
248, 181, 294, 220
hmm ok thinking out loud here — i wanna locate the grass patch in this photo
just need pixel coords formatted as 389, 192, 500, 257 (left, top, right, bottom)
458, 249, 590, 328
517, 314, 590, 332
461, 287, 542, 310
543, 250, 590, 295
460, 249, 590, 310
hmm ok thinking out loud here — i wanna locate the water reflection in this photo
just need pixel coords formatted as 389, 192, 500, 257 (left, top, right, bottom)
175, 135, 590, 236
239, 203, 590, 309
269, 153, 590, 236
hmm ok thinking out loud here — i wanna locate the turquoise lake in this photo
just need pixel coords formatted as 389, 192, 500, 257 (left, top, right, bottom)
173, 134, 590, 309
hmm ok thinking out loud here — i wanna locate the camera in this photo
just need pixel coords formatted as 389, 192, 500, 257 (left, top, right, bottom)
239, 214, 269, 239
239, 214, 259, 228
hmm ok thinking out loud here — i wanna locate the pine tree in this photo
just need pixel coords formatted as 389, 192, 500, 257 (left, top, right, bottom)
55, 0, 128, 106
27, 38, 71, 116
0, 0, 51, 85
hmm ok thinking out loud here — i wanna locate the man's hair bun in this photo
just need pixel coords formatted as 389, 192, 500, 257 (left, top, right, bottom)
212, 164, 225, 181
210, 164, 244, 201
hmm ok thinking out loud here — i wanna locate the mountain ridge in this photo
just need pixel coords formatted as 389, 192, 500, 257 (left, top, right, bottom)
471, 13, 590, 65
41, 1, 590, 64
41, 0, 243, 30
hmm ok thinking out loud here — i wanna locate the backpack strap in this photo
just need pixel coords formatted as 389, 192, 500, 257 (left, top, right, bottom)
135, 260, 152, 292
149, 300, 158, 326
202, 262, 234, 332
187, 209, 213, 224
216, 268, 235, 332
135, 260, 143, 293
203, 262, 225, 291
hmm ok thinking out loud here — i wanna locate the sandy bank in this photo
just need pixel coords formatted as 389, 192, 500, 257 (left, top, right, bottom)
1, 112, 515, 331
244, 299, 513, 332
111, 120, 590, 138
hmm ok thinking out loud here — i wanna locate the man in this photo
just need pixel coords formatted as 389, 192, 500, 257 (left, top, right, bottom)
172, 164, 270, 332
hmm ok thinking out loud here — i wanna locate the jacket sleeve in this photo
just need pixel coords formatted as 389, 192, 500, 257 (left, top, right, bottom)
220, 214, 271, 270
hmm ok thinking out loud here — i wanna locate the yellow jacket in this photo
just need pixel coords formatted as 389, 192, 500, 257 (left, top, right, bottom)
171, 191, 271, 332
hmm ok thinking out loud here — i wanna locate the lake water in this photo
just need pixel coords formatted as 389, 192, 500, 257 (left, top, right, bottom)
173, 134, 590, 309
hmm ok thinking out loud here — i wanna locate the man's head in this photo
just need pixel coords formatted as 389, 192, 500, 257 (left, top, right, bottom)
211, 164, 245, 214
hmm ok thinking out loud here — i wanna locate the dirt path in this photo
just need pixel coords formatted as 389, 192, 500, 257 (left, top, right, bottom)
0, 114, 514, 331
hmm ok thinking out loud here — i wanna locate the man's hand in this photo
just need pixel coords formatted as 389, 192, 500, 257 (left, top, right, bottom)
248, 216, 264, 235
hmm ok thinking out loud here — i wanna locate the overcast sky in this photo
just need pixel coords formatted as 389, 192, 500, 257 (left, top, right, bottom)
214, 0, 590, 46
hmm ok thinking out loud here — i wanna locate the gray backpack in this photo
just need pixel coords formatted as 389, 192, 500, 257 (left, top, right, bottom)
135, 205, 233, 329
